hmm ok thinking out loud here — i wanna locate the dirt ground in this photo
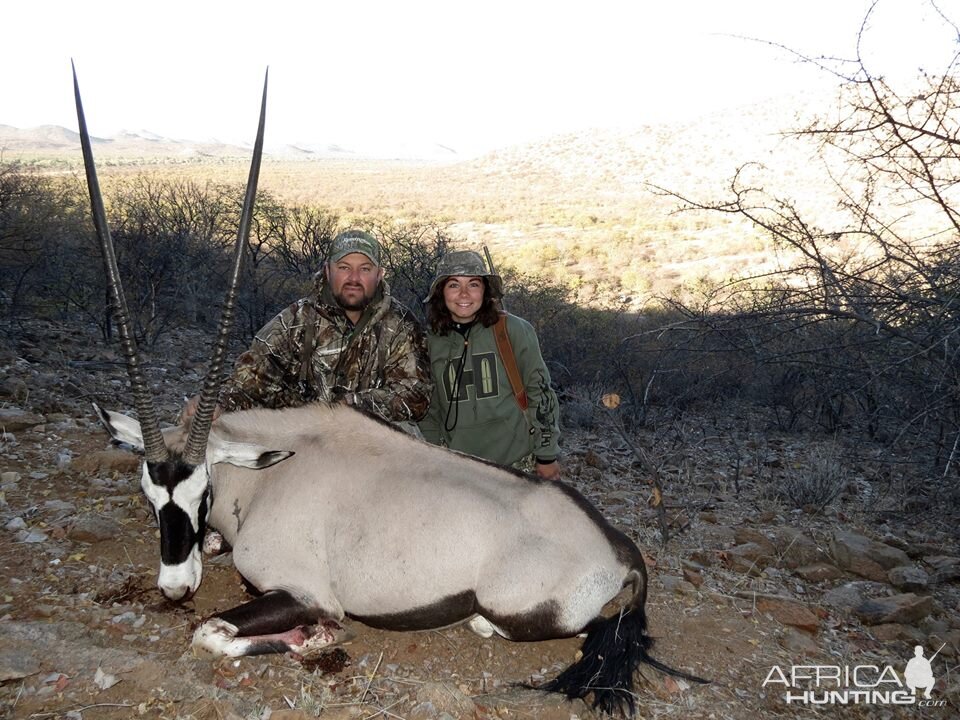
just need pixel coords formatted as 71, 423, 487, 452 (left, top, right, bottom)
1, 322, 958, 719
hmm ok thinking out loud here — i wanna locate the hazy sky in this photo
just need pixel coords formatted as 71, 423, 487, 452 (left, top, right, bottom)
3, 0, 956, 155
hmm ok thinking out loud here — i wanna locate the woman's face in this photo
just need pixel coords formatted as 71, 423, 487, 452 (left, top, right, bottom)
442, 275, 485, 323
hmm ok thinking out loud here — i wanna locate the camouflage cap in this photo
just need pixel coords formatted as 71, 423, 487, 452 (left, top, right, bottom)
425, 250, 503, 302
328, 229, 381, 265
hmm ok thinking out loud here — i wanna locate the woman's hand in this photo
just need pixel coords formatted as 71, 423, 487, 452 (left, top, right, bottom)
535, 460, 561, 481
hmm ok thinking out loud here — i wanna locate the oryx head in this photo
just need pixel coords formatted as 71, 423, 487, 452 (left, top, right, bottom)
73, 63, 276, 601
93, 404, 291, 601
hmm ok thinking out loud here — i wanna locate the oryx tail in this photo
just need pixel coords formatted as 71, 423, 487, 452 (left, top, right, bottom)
543, 566, 708, 715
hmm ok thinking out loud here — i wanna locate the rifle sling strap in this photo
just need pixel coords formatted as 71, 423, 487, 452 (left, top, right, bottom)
493, 314, 529, 412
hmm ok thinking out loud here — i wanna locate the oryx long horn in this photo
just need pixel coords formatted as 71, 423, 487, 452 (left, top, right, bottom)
182, 69, 268, 466
73, 61, 169, 464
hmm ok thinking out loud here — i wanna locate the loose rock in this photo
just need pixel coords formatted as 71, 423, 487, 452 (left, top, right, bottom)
67, 514, 123, 543
854, 593, 934, 625
0, 408, 45, 431
794, 563, 845, 583
755, 598, 821, 633
831, 530, 910, 572
887, 565, 930, 592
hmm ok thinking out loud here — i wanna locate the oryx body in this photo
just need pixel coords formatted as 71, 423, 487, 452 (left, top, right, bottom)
102, 402, 641, 640
98, 400, 674, 714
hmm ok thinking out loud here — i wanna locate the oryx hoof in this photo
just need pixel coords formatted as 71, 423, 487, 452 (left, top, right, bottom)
468, 615, 496, 639
192, 617, 240, 658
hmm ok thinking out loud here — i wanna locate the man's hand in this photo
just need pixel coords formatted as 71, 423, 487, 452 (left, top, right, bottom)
180, 395, 223, 424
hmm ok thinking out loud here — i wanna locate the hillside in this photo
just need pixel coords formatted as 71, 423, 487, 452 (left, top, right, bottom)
0, 124, 458, 162
1, 88, 848, 305
0, 124, 260, 160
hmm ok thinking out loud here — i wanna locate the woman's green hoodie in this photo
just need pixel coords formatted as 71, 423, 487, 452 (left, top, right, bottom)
419, 314, 560, 466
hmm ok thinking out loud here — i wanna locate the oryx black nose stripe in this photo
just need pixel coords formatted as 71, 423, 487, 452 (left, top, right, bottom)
159, 502, 203, 565
148, 460, 209, 565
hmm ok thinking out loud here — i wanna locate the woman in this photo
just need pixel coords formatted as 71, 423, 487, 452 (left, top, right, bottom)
418, 250, 561, 480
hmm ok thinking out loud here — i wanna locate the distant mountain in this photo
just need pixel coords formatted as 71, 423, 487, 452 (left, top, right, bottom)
0, 124, 266, 159
0, 124, 84, 151
0, 124, 461, 162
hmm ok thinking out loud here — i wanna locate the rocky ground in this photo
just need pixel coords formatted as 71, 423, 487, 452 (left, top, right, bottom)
0, 319, 958, 720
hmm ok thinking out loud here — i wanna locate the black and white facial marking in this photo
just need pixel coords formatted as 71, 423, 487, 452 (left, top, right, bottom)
94, 404, 292, 604
140, 458, 210, 602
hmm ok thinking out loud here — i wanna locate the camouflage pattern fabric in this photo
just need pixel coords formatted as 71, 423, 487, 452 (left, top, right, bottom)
511, 455, 536, 473
220, 277, 431, 423
424, 249, 503, 302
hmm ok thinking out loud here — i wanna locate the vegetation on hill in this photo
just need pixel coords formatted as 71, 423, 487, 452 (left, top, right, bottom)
3, 90, 827, 307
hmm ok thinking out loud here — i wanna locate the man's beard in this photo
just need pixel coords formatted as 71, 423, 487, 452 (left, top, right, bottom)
334, 286, 374, 312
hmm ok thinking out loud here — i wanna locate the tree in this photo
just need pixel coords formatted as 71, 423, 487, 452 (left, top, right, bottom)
271, 204, 340, 279
654, 0, 960, 480
373, 220, 454, 320
101, 176, 240, 344
0, 164, 86, 318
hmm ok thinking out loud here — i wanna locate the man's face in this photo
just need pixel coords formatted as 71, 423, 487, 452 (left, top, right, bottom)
326, 253, 384, 312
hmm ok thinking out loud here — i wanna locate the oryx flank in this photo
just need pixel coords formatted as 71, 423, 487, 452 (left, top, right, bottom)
73, 65, 705, 716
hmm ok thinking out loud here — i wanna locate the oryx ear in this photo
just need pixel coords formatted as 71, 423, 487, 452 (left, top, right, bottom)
207, 435, 294, 470
93, 402, 145, 452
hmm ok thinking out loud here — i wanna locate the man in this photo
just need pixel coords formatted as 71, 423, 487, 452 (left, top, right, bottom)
185, 229, 431, 424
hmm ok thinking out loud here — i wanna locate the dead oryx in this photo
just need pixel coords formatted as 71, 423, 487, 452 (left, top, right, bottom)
73, 65, 706, 716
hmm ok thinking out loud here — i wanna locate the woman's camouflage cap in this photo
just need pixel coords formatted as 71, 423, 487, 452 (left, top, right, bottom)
425, 250, 503, 302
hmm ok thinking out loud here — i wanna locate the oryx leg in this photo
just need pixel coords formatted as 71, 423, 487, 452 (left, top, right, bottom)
192, 589, 353, 658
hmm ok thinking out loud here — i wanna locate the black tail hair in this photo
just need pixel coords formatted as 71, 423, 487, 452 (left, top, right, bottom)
542, 591, 709, 716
